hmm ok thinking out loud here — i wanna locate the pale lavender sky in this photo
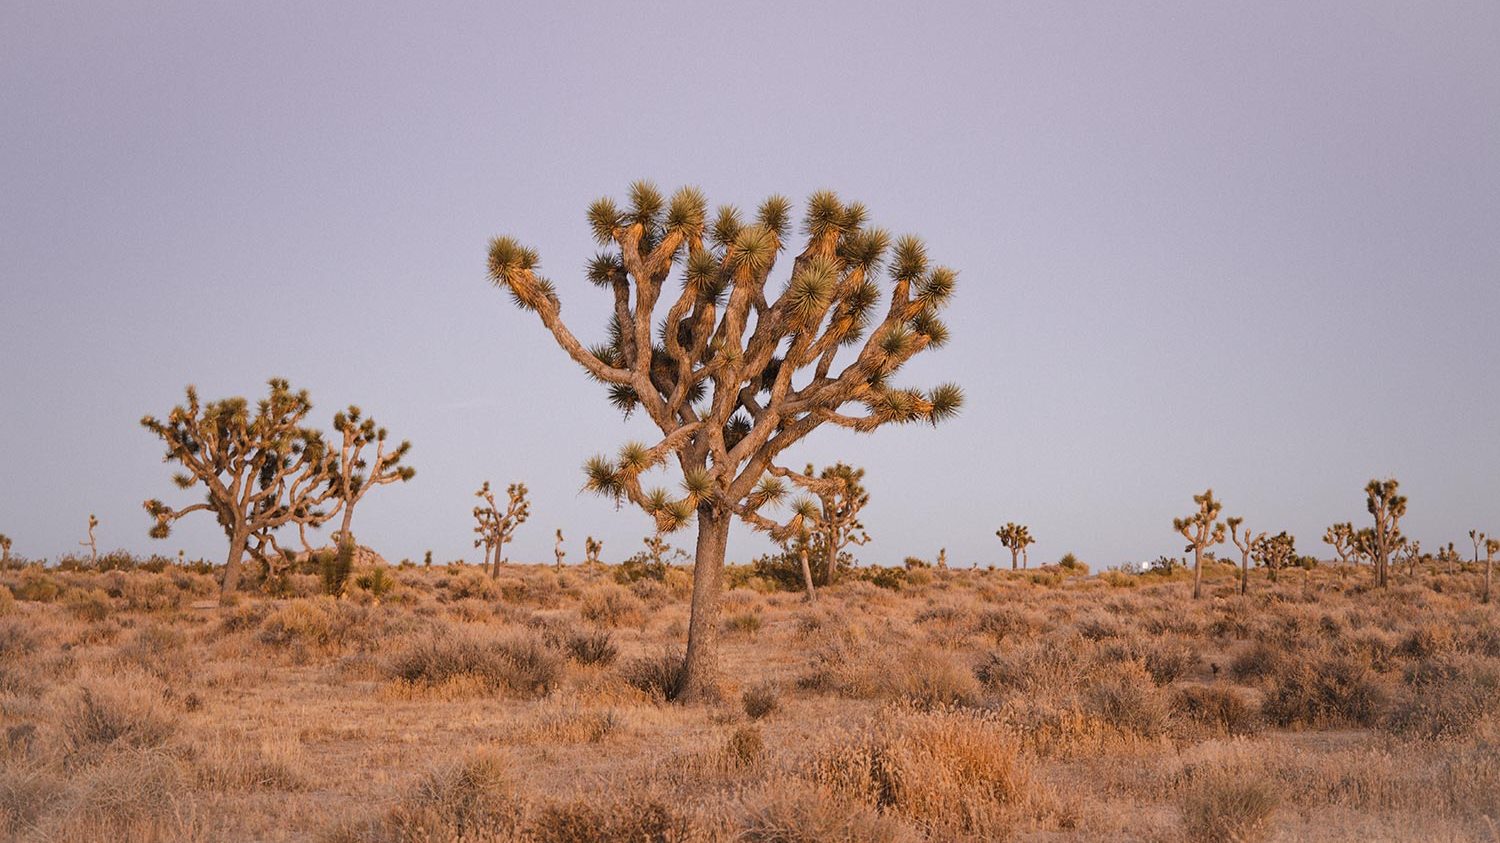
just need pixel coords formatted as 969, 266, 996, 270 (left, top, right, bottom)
2, 2, 1496, 568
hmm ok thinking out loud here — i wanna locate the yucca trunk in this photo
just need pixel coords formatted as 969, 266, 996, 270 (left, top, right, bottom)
491, 540, 505, 578
221, 529, 249, 604
799, 545, 817, 602
1192, 546, 1203, 599
1010, 548, 1019, 571
1240, 552, 1249, 595
1485, 555, 1493, 604
679, 507, 732, 703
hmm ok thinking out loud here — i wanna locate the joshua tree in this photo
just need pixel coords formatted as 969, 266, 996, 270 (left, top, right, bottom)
0, 534, 10, 566
423, 549, 432, 568
996, 523, 1035, 571
937, 547, 947, 570
1471, 530, 1487, 567
79, 514, 98, 566
317, 406, 415, 555
1323, 522, 1358, 566
1365, 478, 1407, 589
142, 379, 338, 601
1173, 489, 1226, 599
1227, 517, 1265, 596
1252, 531, 1297, 582
554, 529, 566, 569
585, 536, 603, 567
473, 481, 530, 576
1397, 539, 1423, 579
780, 499, 821, 602
762, 462, 871, 586
1485, 538, 1498, 604
489, 184, 962, 700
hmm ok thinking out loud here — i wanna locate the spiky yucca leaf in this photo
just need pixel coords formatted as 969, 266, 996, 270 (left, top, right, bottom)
588, 198, 623, 245
628, 180, 664, 229
729, 226, 777, 276
927, 383, 964, 424
583, 456, 622, 498
666, 186, 707, 237
681, 467, 714, 501
910, 310, 949, 348
803, 190, 845, 240
587, 252, 623, 287
711, 205, 743, 248
757, 195, 792, 239
607, 384, 638, 416
839, 228, 890, 271
891, 235, 927, 281
617, 441, 656, 475
784, 256, 838, 324
920, 267, 956, 306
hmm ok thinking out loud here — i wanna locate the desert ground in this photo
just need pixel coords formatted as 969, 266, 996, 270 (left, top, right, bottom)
2, 555, 1498, 842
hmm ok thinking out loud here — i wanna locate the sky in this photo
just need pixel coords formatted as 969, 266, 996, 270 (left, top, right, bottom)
2, 2, 1497, 570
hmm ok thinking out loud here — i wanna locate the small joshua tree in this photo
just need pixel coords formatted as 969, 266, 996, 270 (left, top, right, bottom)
0, 534, 11, 567
753, 462, 871, 587
473, 481, 530, 576
319, 406, 415, 555
554, 529, 566, 569
1484, 538, 1498, 604
1324, 522, 1358, 566
1471, 530, 1487, 567
1397, 539, 1423, 579
80, 514, 98, 566
1252, 531, 1297, 582
936, 547, 947, 570
1173, 489, 1226, 600
1227, 517, 1265, 596
1365, 478, 1407, 589
491, 183, 963, 701
585, 536, 603, 567
142, 379, 339, 602
995, 523, 1035, 571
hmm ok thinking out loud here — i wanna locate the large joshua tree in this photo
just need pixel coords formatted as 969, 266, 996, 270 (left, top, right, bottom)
1227, 517, 1265, 596
995, 522, 1035, 571
142, 380, 338, 602
488, 183, 962, 701
1365, 478, 1407, 589
1173, 489, 1226, 600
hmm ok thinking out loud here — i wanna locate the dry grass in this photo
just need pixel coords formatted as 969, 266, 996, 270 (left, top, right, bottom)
0, 559, 1496, 840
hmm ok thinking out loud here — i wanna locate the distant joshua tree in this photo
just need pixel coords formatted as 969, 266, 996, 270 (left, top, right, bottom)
423, 550, 433, 568
1252, 531, 1297, 581
80, 514, 98, 566
753, 462, 871, 587
554, 529, 566, 569
1485, 538, 1499, 604
585, 536, 603, 567
1227, 517, 1265, 596
1364, 479, 1407, 589
1173, 489, 1226, 600
473, 481, 530, 576
142, 380, 339, 602
937, 547, 948, 570
1470, 530, 1487, 568
1323, 522, 1358, 566
0, 534, 11, 566
489, 183, 962, 700
996, 523, 1035, 571
317, 406, 415, 572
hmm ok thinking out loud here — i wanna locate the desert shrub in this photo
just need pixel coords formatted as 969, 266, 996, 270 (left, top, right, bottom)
563, 629, 618, 666
879, 647, 981, 708
735, 784, 914, 843
1228, 641, 1283, 683
0, 762, 60, 836
578, 585, 645, 627
525, 708, 621, 744
621, 648, 684, 702
119, 573, 184, 611
259, 598, 338, 647
1396, 623, 1456, 659
51, 746, 190, 839
60, 678, 175, 757
384, 628, 560, 697
0, 618, 38, 660
193, 737, 309, 791
1142, 637, 1199, 685
114, 624, 194, 683
445, 570, 499, 601
723, 610, 764, 637
354, 566, 397, 599
1172, 685, 1260, 735
66, 587, 113, 621
0, 585, 13, 616
742, 682, 780, 720
1178, 765, 1278, 843
386, 750, 519, 841
971, 606, 1046, 641
528, 794, 694, 842
12, 571, 61, 603
975, 637, 1085, 696
1083, 663, 1171, 737
1074, 614, 1120, 640
1261, 655, 1386, 727
810, 705, 1026, 838
1382, 654, 1500, 739
723, 724, 764, 769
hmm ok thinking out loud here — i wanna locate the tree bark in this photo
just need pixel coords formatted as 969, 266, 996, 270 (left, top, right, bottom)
823, 537, 837, 586
678, 506, 731, 703
491, 539, 504, 578
1192, 546, 1203, 599
220, 531, 248, 605
1010, 548, 1018, 570
799, 545, 817, 602
1485, 555, 1492, 605
1240, 551, 1249, 596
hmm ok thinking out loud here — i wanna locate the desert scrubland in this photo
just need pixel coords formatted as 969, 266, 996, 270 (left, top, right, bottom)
2, 555, 1498, 842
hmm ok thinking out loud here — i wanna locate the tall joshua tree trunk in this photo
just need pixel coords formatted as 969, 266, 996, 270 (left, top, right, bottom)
224, 529, 249, 598
799, 544, 817, 601
680, 508, 731, 701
